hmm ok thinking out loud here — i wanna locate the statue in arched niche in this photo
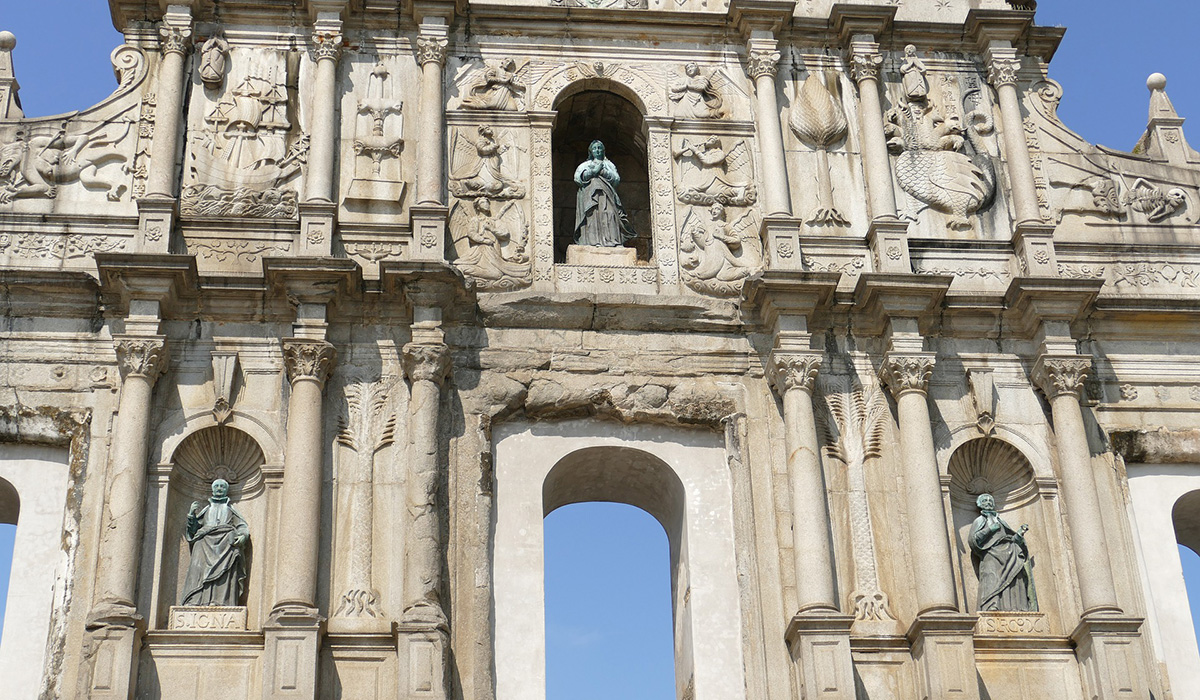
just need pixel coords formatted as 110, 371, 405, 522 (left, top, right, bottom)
573, 140, 636, 247
181, 478, 250, 606
969, 493, 1037, 612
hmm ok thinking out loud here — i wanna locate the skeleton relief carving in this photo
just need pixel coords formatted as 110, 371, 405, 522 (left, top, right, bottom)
1055, 171, 1190, 224
789, 71, 850, 227
678, 202, 761, 296
669, 63, 725, 119
885, 62, 996, 231
672, 136, 757, 207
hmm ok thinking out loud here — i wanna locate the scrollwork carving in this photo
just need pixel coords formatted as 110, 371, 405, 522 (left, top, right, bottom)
880, 353, 935, 397
282, 339, 336, 385
115, 336, 168, 382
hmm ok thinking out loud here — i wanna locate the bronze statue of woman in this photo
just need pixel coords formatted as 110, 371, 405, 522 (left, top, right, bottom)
573, 140, 636, 247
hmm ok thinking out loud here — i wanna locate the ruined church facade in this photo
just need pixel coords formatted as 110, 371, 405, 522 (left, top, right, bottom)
0, 0, 1197, 698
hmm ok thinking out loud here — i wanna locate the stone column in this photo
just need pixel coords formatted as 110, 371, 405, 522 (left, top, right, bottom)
85, 336, 167, 699
298, 22, 342, 254
402, 342, 450, 623
1031, 356, 1120, 615
986, 46, 1041, 225
746, 39, 791, 217
848, 37, 897, 222
771, 353, 856, 700
264, 339, 335, 700
415, 28, 448, 206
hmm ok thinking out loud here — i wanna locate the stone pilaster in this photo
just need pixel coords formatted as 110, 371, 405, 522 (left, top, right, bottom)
264, 338, 335, 700
746, 39, 791, 218
85, 335, 168, 699
138, 6, 192, 252
771, 352, 856, 700
300, 21, 344, 255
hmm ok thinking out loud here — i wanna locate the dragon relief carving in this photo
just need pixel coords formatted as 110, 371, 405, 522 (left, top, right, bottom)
0, 121, 133, 204
885, 70, 996, 231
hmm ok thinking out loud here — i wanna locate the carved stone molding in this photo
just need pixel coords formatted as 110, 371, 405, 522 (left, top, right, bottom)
415, 35, 448, 67
880, 352, 935, 398
403, 343, 450, 385
311, 31, 343, 62
114, 335, 168, 382
769, 353, 822, 396
986, 56, 1021, 89
158, 25, 192, 56
1032, 355, 1091, 400
849, 48, 883, 84
745, 50, 781, 80
282, 339, 336, 386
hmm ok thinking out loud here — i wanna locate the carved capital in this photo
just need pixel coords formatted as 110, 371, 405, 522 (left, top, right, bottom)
403, 343, 450, 385
415, 35, 448, 66
282, 339, 336, 386
1032, 355, 1091, 400
746, 50, 781, 80
880, 353, 936, 398
158, 24, 193, 57
987, 56, 1021, 89
769, 353, 822, 396
849, 49, 883, 84
312, 31, 343, 62
115, 336, 169, 382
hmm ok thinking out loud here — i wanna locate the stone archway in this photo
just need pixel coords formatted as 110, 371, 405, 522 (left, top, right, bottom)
492, 420, 746, 700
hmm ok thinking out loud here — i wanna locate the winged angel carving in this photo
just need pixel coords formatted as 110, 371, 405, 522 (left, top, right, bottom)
454, 59, 560, 112
449, 126, 525, 199
678, 202, 761, 296
673, 137, 757, 207
449, 197, 531, 291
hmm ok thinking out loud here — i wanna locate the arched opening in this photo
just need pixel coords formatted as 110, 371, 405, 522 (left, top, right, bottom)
552, 87, 652, 262
544, 502, 674, 699
1172, 490, 1200, 647
0, 476, 18, 641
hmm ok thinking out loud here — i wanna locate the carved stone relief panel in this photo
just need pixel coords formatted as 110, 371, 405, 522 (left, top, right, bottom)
182, 46, 306, 218
529, 124, 555, 287
344, 59, 406, 207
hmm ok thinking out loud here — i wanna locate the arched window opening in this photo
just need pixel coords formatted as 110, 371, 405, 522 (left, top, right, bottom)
544, 502, 674, 699
1172, 490, 1200, 647
552, 88, 651, 262
0, 477, 18, 643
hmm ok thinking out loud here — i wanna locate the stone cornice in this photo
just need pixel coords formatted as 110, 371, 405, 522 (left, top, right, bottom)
1032, 354, 1091, 401
114, 335, 169, 382
1004, 277, 1104, 339
282, 338, 336, 386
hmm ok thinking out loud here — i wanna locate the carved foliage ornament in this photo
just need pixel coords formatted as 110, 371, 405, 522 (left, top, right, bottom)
159, 24, 193, 57
282, 339, 336, 385
745, 50, 781, 80
986, 57, 1021, 89
415, 36, 448, 67
1032, 356, 1091, 400
769, 353, 822, 395
115, 336, 169, 381
880, 353, 935, 397
403, 343, 450, 385
311, 31, 343, 62
849, 50, 883, 84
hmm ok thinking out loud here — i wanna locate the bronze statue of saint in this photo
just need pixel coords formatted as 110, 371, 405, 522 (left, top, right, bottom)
969, 493, 1037, 612
573, 140, 636, 247
181, 478, 249, 606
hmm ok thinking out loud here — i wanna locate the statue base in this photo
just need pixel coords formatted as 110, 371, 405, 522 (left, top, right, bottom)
976, 611, 1048, 636
566, 244, 636, 267
168, 605, 247, 631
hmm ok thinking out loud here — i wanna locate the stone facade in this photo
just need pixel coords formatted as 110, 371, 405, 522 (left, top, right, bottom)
0, 1, 1197, 698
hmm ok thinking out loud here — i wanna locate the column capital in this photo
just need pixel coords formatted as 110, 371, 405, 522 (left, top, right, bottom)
403, 343, 450, 385
848, 42, 883, 84
985, 49, 1021, 89
880, 352, 935, 398
746, 44, 781, 80
158, 24, 193, 57
1032, 354, 1091, 400
415, 34, 448, 67
311, 30, 343, 62
769, 352, 822, 396
282, 338, 336, 386
114, 335, 169, 382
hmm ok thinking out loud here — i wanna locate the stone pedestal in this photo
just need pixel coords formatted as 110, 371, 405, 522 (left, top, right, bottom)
263, 610, 324, 700
762, 217, 804, 270
908, 614, 980, 700
168, 605, 247, 631
566, 244, 637, 267
136, 197, 177, 254
785, 613, 856, 700
1072, 616, 1148, 700
299, 201, 337, 257
410, 204, 448, 261
868, 218, 912, 274
1013, 222, 1058, 277
83, 619, 143, 699
396, 621, 449, 700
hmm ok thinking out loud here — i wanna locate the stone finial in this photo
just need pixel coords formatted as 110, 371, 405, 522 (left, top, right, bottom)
0, 30, 22, 120
880, 352, 935, 398
282, 339, 336, 385
403, 343, 450, 385
769, 353, 822, 396
1031, 355, 1090, 401
115, 336, 169, 382
1133, 73, 1195, 165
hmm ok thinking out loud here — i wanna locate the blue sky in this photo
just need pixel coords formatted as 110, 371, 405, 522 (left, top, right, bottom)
2, 2, 1200, 697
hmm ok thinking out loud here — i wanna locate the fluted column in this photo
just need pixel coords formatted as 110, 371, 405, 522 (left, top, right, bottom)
1032, 356, 1121, 615
145, 22, 191, 198
305, 29, 343, 204
880, 353, 957, 615
771, 353, 838, 612
746, 40, 791, 217
95, 336, 169, 616
402, 342, 450, 623
415, 29, 448, 205
849, 38, 897, 221
986, 47, 1041, 225
272, 339, 336, 616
